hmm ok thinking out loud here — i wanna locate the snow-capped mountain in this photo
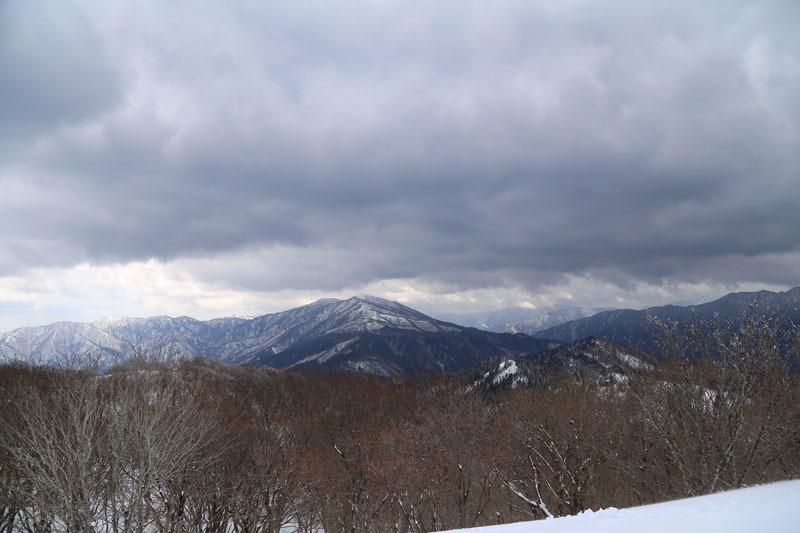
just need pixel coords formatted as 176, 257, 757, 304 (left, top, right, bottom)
0, 296, 561, 376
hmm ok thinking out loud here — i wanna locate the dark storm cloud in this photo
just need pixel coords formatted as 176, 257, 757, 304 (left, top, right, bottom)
1, 0, 799, 293
0, 2, 123, 147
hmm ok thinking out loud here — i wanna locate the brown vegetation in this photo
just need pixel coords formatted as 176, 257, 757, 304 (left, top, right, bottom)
1, 314, 798, 532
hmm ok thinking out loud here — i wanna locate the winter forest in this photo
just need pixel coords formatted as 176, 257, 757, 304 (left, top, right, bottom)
1, 313, 798, 533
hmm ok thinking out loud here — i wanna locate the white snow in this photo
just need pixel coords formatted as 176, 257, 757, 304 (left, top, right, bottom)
442, 480, 800, 533
287, 337, 360, 366
581, 352, 613, 369
616, 350, 650, 370
493, 360, 519, 384
610, 372, 630, 385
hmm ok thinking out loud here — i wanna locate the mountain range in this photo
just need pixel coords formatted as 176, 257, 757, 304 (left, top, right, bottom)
536, 287, 800, 349
3, 287, 796, 377
0, 296, 560, 377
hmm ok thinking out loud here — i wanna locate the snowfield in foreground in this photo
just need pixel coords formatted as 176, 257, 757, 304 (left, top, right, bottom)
444, 479, 800, 533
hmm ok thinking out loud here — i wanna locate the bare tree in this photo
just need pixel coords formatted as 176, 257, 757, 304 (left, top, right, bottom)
101, 366, 222, 533
494, 381, 625, 520
630, 310, 800, 499
1, 370, 107, 533
2, 311, 796, 533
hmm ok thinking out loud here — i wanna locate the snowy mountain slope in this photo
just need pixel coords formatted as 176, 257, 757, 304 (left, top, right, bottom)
0, 296, 560, 375
0, 320, 125, 364
0, 314, 249, 366
442, 479, 800, 533
259, 326, 561, 377
212, 295, 466, 365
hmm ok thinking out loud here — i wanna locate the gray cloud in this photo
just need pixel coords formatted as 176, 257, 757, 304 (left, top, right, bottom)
0, 2, 123, 147
1, 0, 799, 297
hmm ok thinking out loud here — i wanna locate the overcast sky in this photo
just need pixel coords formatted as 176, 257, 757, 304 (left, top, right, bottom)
1, 0, 799, 330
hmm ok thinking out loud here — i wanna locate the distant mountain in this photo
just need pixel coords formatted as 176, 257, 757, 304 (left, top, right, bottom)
436, 307, 546, 331
436, 305, 604, 333
502, 306, 604, 335
0, 296, 562, 377
465, 337, 651, 396
0, 314, 252, 367
536, 287, 800, 349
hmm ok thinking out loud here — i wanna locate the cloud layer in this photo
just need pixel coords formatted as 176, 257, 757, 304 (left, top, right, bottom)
1, 0, 799, 327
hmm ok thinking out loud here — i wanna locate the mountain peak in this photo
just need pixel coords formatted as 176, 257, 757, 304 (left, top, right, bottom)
92, 315, 130, 326
353, 294, 390, 303
309, 298, 342, 306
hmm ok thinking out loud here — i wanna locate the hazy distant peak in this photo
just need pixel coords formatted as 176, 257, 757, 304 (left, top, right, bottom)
438, 305, 602, 333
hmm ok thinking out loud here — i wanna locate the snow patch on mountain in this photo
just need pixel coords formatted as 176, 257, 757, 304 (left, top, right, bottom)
493, 360, 519, 385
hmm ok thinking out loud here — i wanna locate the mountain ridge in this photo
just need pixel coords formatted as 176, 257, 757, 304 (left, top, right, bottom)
5, 288, 797, 375
0, 296, 559, 376
536, 286, 800, 348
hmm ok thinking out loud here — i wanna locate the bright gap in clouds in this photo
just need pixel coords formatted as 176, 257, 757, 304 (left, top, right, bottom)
0, 257, 789, 332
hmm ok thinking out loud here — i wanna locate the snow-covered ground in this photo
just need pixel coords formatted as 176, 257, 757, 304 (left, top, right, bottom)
443, 480, 800, 533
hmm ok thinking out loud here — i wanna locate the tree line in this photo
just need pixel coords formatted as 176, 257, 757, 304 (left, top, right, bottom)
1, 313, 799, 532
